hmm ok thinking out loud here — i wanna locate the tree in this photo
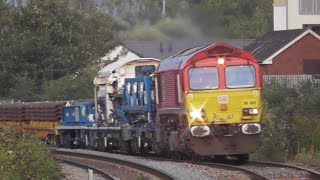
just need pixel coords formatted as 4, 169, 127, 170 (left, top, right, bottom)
40, 64, 97, 101
204, 0, 273, 38
105, 0, 273, 40
0, 0, 118, 101
9, 75, 37, 101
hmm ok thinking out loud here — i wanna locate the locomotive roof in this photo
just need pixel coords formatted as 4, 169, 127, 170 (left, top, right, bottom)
156, 43, 257, 72
98, 58, 161, 75
125, 38, 255, 60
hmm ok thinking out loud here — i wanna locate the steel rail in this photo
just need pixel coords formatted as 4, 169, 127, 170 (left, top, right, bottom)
249, 161, 320, 180
52, 150, 175, 180
140, 156, 270, 180
190, 161, 270, 180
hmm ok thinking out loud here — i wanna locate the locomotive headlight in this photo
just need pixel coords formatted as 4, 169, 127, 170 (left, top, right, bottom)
251, 108, 259, 115
243, 108, 259, 116
190, 109, 206, 119
217, 58, 225, 65
190, 109, 202, 119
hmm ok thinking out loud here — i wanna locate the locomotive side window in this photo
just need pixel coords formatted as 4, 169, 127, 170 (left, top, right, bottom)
189, 67, 219, 90
157, 76, 162, 102
225, 65, 256, 88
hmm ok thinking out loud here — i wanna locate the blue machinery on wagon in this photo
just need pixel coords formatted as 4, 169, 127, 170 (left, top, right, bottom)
116, 76, 154, 124
56, 58, 160, 149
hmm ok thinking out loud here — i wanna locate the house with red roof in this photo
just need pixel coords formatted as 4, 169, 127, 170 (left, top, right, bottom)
245, 29, 320, 75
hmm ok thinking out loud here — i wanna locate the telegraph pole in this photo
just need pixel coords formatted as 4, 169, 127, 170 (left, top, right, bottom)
162, 0, 166, 17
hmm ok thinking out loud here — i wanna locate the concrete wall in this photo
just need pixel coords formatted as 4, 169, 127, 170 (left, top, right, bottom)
287, 0, 320, 29
273, 0, 320, 30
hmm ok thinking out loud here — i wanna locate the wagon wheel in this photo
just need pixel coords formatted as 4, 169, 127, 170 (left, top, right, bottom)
214, 155, 226, 162
236, 154, 249, 164
140, 143, 149, 157
171, 151, 182, 161
96, 138, 106, 152
191, 153, 202, 162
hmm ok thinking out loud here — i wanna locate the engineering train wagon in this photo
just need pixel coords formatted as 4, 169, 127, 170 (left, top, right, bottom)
0, 102, 65, 145
57, 43, 262, 161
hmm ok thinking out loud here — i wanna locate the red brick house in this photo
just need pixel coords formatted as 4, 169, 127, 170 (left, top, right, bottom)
245, 29, 320, 75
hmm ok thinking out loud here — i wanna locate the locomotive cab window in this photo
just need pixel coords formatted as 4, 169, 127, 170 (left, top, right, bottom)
189, 67, 219, 90
225, 65, 256, 88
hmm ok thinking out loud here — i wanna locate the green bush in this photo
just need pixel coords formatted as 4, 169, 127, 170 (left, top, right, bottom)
252, 81, 320, 163
0, 126, 61, 179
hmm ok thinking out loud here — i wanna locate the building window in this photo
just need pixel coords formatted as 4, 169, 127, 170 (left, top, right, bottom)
303, 60, 320, 74
157, 76, 162, 102
303, 24, 320, 35
300, 0, 320, 13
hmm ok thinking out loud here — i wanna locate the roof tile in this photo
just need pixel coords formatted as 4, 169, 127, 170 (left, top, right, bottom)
244, 29, 306, 63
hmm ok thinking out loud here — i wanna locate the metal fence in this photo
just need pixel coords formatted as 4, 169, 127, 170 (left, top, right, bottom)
263, 74, 320, 87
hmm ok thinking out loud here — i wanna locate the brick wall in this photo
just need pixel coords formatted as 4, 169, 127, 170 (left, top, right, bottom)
262, 34, 320, 75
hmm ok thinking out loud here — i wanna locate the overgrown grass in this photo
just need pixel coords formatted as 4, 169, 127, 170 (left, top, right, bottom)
293, 150, 320, 165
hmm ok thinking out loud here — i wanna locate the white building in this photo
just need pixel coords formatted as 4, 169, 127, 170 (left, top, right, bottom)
274, 0, 320, 31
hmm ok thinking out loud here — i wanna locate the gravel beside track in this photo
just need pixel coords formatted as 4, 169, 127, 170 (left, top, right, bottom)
60, 163, 107, 180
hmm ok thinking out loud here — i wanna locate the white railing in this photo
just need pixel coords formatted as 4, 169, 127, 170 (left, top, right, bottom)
263, 74, 320, 87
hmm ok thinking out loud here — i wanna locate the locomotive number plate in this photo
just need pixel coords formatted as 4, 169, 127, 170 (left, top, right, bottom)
218, 95, 229, 104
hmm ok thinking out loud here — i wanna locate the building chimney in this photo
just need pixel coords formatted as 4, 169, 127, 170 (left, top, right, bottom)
273, 0, 287, 31
160, 42, 163, 53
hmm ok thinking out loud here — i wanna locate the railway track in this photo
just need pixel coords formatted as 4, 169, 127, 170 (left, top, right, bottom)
140, 156, 320, 180
52, 149, 175, 180
55, 156, 115, 180
53, 148, 320, 179
192, 161, 269, 180
140, 157, 269, 180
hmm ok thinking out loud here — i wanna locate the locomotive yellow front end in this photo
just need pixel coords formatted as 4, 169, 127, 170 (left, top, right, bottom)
182, 47, 262, 159
185, 89, 262, 157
